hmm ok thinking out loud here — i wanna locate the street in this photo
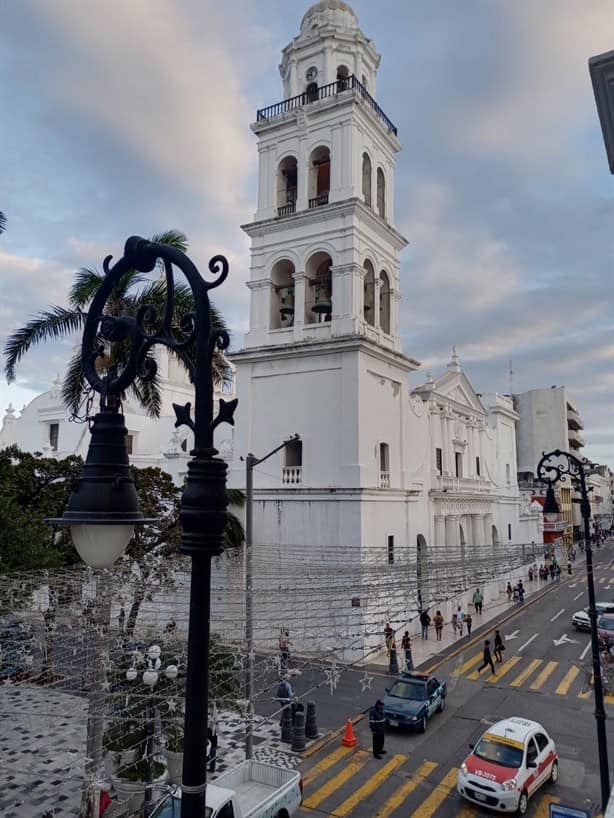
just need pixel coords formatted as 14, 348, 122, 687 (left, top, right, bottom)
296, 546, 614, 817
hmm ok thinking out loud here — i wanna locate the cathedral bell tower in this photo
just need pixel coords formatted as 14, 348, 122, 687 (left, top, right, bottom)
242, 0, 407, 351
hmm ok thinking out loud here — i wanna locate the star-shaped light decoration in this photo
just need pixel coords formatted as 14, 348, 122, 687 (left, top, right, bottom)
359, 671, 374, 692
232, 651, 246, 671
324, 661, 340, 695
167, 697, 178, 713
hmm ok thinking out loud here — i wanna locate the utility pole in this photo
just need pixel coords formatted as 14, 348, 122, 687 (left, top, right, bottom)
244, 434, 300, 760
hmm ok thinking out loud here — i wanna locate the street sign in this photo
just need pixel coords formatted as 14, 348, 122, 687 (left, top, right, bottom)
549, 805, 590, 818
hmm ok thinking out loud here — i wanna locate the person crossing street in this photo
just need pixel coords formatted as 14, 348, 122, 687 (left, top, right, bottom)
477, 639, 496, 676
369, 699, 387, 759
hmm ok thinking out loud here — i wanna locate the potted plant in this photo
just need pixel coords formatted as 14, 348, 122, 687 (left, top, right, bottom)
103, 719, 148, 778
112, 757, 166, 810
162, 723, 184, 785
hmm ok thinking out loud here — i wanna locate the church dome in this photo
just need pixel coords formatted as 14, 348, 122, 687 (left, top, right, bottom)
300, 1, 359, 35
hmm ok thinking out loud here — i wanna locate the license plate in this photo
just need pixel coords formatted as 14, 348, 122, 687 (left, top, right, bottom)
474, 792, 487, 802
388, 719, 399, 727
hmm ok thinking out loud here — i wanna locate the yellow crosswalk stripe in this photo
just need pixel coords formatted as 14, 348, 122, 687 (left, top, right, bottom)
302, 749, 370, 810
510, 658, 542, 688
453, 652, 483, 676
411, 768, 458, 817
374, 761, 438, 818
331, 754, 407, 816
487, 655, 521, 683
532, 794, 560, 817
555, 665, 580, 695
302, 744, 354, 787
530, 660, 558, 690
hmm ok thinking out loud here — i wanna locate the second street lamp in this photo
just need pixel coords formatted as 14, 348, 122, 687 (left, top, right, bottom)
48, 236, 236, 818
536, 448, 610, 810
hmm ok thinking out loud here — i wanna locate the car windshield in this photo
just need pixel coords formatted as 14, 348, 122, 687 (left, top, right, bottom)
388, 680, 426, 701
151, 797, 210, 818
600, 617, 614, 630
474, 736, 523, 769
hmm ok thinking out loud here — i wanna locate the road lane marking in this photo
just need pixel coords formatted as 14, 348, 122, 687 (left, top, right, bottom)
519, 633, 539, 651
573, 592, 584, 600
410, 768, 458, 818
510, 658, 542, 688
374, 761, 438, 818
302, 749, 370, 809
555, 665, 580, 695
452, 652, 482, 676
550, 608, 565, 622
331, 754, 407, 817
302, 745, 354, 787
529, 660, 558, 690
580, 642, 591, 660
487, 655, 521, 683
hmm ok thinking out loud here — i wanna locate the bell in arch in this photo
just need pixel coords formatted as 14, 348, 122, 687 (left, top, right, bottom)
279, 285, 295, 319
312, 275, 332, 315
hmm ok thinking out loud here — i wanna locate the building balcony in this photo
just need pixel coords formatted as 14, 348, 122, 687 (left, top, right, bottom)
308, 193, 329, 209
379, 470, 390, 488
568, 429, 585, 449
282, 466, 302, 485
256, 74, 397, 136
277, 202, 296, 218
543, 518, 570, 533
567, 406, 584, 430
436, 475, 492, 494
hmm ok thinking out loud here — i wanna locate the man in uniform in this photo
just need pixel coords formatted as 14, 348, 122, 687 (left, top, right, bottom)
369, 699, 387, 759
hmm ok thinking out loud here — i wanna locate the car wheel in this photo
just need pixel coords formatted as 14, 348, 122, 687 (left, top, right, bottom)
439, 697, 445, 713
517, 790, 528, 815
550, 760, 558, 784
419, 715, 427, 733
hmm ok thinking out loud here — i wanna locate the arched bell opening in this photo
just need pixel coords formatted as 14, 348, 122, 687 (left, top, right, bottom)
377, 167, 386, 219
308, 146, 330, 208
277, 156, 297, 216
362, 153, 372, 207
305, 252, 333, 324
270, 259, 296, 330
305, 81, 319, 103
336, 64, 350, 91
379, 270, 391, 335
363, 259, 375, 326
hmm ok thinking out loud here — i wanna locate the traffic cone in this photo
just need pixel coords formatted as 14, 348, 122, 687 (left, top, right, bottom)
341, 718, 357, 747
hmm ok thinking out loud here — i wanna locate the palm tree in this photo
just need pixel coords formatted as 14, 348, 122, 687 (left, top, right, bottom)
4, 229, 231, 418
0, 212, 6, 234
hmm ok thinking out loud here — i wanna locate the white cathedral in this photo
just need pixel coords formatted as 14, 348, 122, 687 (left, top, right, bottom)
0, 1, 540, 656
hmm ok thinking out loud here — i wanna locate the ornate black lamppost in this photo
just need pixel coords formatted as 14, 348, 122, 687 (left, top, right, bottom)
537, 449, 610, 810
48, 236, 236, 818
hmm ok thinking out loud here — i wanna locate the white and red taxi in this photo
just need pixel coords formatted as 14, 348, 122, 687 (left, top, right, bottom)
457, 717, 558, 814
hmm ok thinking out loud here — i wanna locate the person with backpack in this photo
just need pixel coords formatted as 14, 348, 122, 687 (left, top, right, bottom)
275, 675, 295, 725
419, 609, 431, 639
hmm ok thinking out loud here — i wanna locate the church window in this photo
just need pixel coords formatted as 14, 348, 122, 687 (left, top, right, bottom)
336, 64, 350, 91
506, 463, 511, 485
435, 447, 442, 475
126, 434, 134, 455
387, 535, 394, 565
270, 258, 296, 330
363, 260, 375, 325
305, 81, 319, 103
49, 422, 59, 451
455, 452, 463, 478
379, 442, 390, 487
476, 456, 480, 476
181, 439, 187, 452
377, 167, 386, 218
277, 156, 297, 217
379, 270, 391, 335
508, 523, 512, 541
283, 439, 302, 485
306, 252, 333, 324
308, 146, 330, 208
361, 73, 368, 90
362, 153, 372, 206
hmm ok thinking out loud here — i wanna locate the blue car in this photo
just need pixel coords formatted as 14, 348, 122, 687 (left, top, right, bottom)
382, 671, 447, 732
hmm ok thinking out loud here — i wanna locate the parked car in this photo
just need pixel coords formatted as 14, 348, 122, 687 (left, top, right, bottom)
382, 671, 446, 732
457, 717, 558, 815
598, 614, 614, 645
150, 760, 302, 818
572, 601, 614, 631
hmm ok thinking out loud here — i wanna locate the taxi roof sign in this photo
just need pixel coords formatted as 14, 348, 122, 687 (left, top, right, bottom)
549, 805, 590, 818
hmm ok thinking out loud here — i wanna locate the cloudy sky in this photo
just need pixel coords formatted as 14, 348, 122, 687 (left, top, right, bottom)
1, 0, 613, 465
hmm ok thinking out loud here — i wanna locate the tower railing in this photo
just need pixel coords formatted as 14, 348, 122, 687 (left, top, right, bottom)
256, 75, 397, 136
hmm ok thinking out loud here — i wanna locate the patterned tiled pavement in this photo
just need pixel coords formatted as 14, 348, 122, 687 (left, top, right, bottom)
0, 684, 303, 817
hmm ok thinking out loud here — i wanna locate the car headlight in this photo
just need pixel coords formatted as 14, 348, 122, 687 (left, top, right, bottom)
460, 762, 468, 775
502, 778, 517, 791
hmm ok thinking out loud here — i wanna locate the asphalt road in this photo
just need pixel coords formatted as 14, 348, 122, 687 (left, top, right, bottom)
296, 543, 614, 818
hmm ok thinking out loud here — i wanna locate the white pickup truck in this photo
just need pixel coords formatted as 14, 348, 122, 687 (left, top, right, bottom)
150, 760, 302, 818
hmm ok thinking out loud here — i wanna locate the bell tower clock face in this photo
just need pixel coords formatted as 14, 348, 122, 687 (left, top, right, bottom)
305, 66, 318, 82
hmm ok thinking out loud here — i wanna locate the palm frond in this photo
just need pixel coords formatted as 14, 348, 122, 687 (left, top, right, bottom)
68, 267, 106, 309
62, 350, 87, 417
129, 371, 162, 419
0, 211, 6, 234
227, 488, 245, 508
224, 510, 245, 551
4, 307, 86, 382
150, 229, 189, 253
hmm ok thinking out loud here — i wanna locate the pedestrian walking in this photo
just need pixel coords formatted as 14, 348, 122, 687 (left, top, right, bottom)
419, 609, 431, 640
384, 622, 394, 656
451, 611, 458, 636
506, 582, 513, 602
465, 613, 473, 636
433, 610, 444, 641
279, 630, 291, 670
556, 564, 561, 582
567, 561, 572, 576
275, 674, 295, 725
401, 631, 413, 671
477, 639, 496, 675
457, 606, 465, 636
517, 580, 525, 603
369, 699, 387, 759
117, 606, 125, 633
494, 630, 505, 663
472, 588, 483, 614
